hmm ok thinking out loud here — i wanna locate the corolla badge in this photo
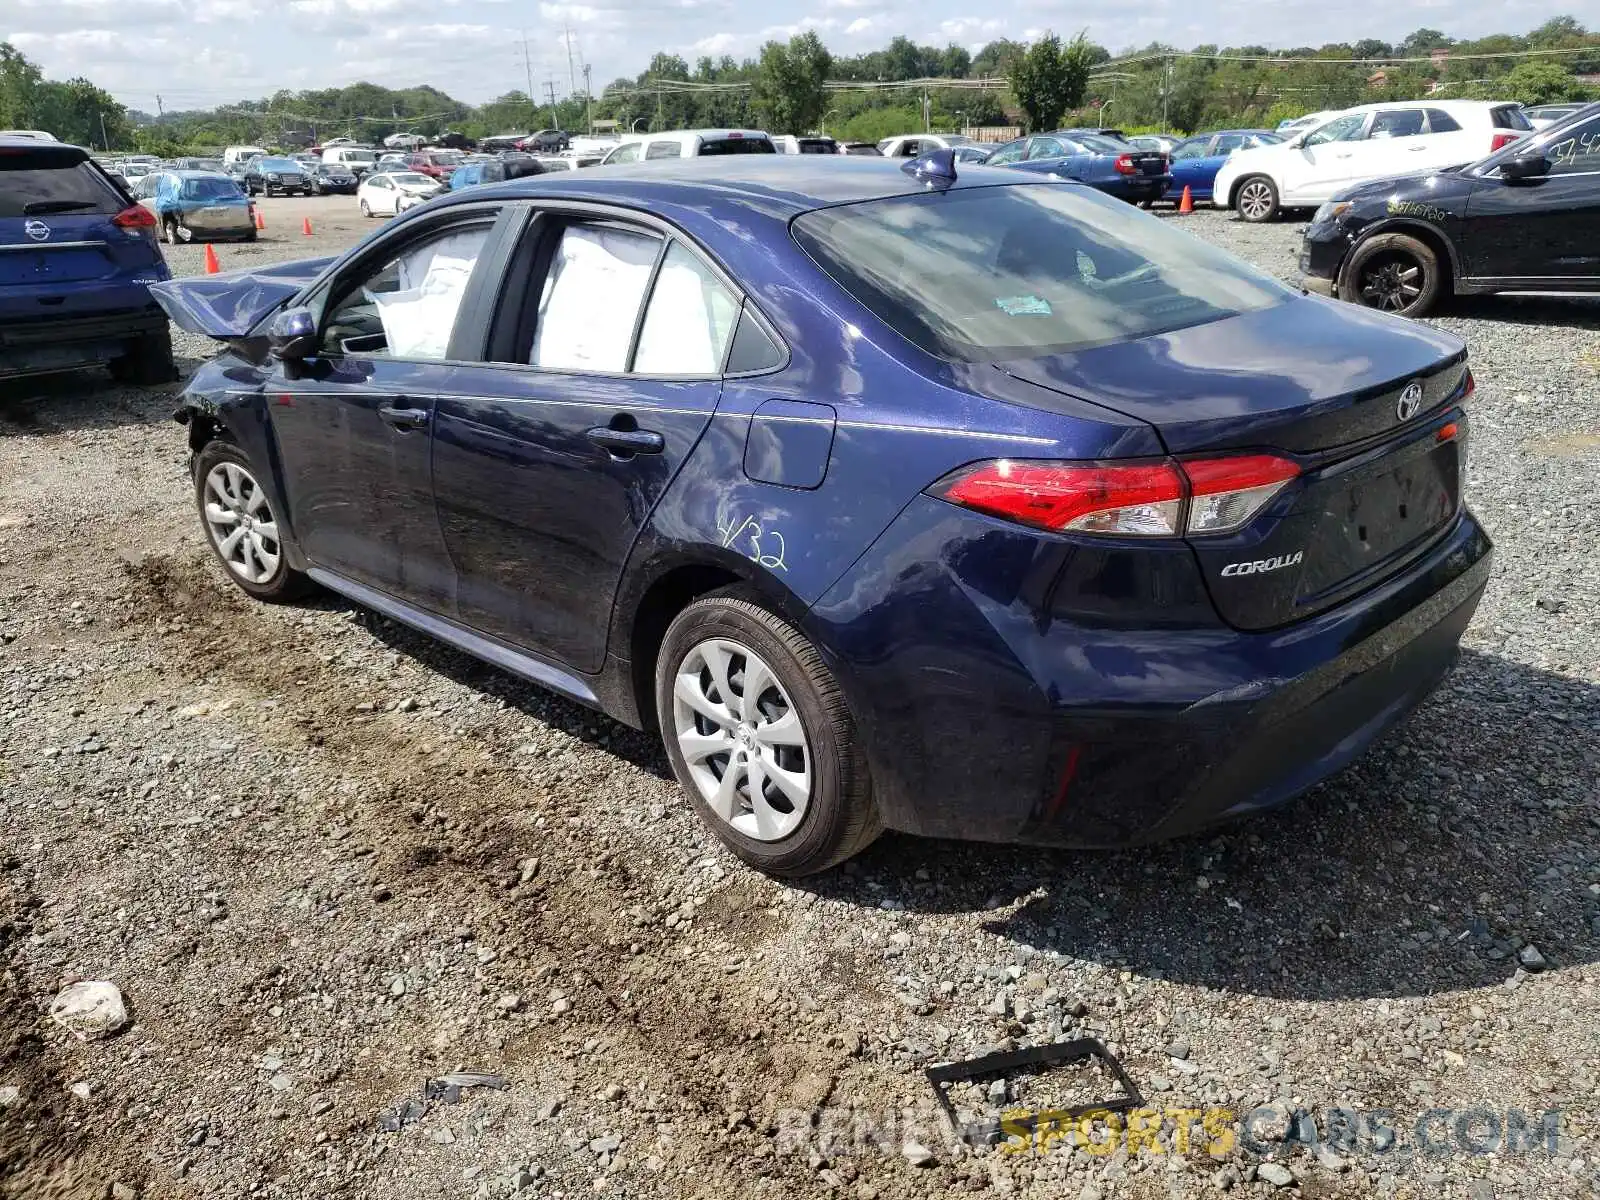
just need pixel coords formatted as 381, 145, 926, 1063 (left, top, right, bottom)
24, 219, 50, 242
1220, 551, 1304, 578
1396, 381, 1425, 422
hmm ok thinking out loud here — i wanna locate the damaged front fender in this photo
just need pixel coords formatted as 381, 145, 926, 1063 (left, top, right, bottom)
148, 256, 335, 339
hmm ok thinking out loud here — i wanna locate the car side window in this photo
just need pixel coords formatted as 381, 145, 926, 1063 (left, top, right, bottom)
317, 222, 493, 361
1370, 109, 1425, 139
896, 140, 920, 157
645, 140, 680, 160
1304, 113, 1368, 146
1424, 108, 1462, 134
633, 242, 739, 375
1029, 138, 1067, 160
530, 223, 662, 372
1545, 116, 1600, 176
609, 142, 642, 164
985, 140, 1027, 165
1213, 133, 1246, 153
1170, 139, 1207, 161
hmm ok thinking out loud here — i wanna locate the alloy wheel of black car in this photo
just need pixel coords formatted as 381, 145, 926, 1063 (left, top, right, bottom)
1339, 232, 1443, 319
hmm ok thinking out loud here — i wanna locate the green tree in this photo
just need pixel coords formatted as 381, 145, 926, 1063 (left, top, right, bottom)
971, 39, 1024, 77
1008, 32, 1095, 133
0, 42, 45, 129
1497, 60, 1588, 104
753, 31, 832, 134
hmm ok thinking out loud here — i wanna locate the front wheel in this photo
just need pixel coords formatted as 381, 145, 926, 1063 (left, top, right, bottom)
162, 216, 178, 244
1339, 232, 1444, 318
359, 199, 372, 217
108, 329, 177, 386
655, 594, 880, 877
193, 441, 313, 603
1235, 175, 1280, 223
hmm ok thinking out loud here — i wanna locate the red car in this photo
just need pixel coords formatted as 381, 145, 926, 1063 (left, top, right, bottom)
404, 151, 465, 180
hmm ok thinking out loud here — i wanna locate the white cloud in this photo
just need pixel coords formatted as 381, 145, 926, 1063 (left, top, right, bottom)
691, 32, 739, 54
845, 16, 876, 34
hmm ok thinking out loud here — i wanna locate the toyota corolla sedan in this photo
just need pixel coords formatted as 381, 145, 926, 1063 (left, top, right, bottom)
149, 154, 1491, 877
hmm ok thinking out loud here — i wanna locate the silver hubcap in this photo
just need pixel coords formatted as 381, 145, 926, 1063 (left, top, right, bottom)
1240, 182, 1272, 219
203, 462, 280, 585
672, 638, 811, 842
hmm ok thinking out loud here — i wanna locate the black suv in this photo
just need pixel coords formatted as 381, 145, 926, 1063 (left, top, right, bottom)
243, 156, 312, 196
308, 163, 358, 195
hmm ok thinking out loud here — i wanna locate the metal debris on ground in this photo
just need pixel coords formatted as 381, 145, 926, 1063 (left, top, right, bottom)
378, 1072, 507, 1131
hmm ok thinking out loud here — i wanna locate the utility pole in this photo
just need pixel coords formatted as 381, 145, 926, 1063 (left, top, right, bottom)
1162, 56, 1172, 132
583, 63, 593, 134
155, 94, 164, 117
544, 80, 558, 128
98, 110, 109, 150
565, 27, 577, 95
520, 31, 536, 128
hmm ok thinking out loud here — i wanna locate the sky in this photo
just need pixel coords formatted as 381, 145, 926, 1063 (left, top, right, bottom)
2, 0, 1581, 114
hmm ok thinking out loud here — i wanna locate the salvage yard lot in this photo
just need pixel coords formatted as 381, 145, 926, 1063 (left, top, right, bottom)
1, 195, 1598, 1200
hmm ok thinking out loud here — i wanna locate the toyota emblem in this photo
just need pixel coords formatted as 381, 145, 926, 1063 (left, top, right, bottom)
1396, 381, 1424, 422
23, 219, 50, 242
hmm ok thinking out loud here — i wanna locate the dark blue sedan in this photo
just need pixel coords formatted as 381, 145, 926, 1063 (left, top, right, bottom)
150, 155, 1490, 876
1168, 129, 1283, 203
985, 132, 1172, 203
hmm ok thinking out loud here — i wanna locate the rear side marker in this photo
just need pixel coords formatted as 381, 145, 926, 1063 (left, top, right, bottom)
929, 454, 1301, 538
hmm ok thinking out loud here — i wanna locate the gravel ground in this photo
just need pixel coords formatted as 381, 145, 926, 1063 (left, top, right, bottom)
1, 197, 1598, 1200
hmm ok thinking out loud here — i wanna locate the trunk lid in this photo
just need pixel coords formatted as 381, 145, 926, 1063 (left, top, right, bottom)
1000, 296, 1471, 630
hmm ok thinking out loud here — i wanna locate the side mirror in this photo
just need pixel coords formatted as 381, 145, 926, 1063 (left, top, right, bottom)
268, 307, 317, 361
1499, 150, 1550, 181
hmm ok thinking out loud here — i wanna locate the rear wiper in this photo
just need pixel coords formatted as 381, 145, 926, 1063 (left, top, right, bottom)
22, 200, 99, 215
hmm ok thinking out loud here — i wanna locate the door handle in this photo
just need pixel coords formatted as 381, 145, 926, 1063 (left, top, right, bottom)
1407, 144, 1426, 151
378, 404, 430, 431
587, 425, 665, 456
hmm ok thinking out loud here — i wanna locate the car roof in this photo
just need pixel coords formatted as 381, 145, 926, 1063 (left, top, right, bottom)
1329, 99, 1514, 115
167, 169, 233, 179
0, 134, 87, 156
622, 129, 770, 143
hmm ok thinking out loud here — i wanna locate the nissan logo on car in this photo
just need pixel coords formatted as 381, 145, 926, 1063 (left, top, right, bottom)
1396, 380, 1424, 422
23, 219, 50, 242
1221, 551, 1305, 578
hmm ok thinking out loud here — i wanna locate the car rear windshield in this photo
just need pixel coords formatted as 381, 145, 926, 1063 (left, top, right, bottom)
0, 148, 123, 218
791, 183, 1289, 361
181, 177, 240, 200
698, 137, 776, 155
1492, 105, 1533, 131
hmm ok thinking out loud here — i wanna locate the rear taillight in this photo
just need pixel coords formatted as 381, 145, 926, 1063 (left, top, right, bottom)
1461, 367, 1475, 400
1114, 154, 1137, 175
929, 454, 1301, 538
1490, 132, 1518, 152
111, 204, 156, 231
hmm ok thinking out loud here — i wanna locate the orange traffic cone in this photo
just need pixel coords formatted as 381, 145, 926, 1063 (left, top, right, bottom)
302, 216, 313, 236
203, 244, 220, 274
1178, 185, 1194, 215
254, 208, 265, 231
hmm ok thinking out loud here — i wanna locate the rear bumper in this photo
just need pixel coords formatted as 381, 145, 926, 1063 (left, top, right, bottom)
809, 496, 1492, 848
1094, 174, 1172, 202
0, 304, 168, 378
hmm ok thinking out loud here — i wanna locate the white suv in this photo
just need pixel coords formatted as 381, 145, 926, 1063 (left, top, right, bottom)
1215, 100, 1531, 221
600, 129, 775, 163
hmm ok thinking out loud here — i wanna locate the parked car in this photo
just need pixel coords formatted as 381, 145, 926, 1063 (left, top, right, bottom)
875, 133, 975, 158
138, 169, 256, 243
0, 135, 174, 383
773, 135, 839, 155
173, 157, 226, 173
522, 129, 570, 153
1056, 127, 1129, 142
1215, 100, 1532, 222
147, 157, 1492, 875
950, 145, 993, 164
222, 145, 269, 168
601, 130, 776, 163
0, 129, 56, 141
322, 146, 378, 179
308, 162, 359, 195
1127, 134, 1182, 154
1300, 101, 1600, 317
983, 132, 1172, 204
383, 132, 426, 150
449, 157, 545, 188
1522, 103, 1587, 130
404, 150, 466, 181
357, 170, 444, 216
839, 142, 883, 156
479, 134, 529, 153
1166, 129, 1283, 203
120, 162, 156, 183
244, 156, 312, 196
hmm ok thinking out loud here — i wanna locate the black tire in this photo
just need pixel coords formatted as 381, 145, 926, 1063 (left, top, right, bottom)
192, 440, 313, 603
655, 592, 881, 877
1338, 232, 1444, 318
1234, 174, 1280, 222
108, 328, 177, 386
360, 199, 373, 218
161, 216, 178, 245
264, 182, 275, 198
244, 228, 258, 243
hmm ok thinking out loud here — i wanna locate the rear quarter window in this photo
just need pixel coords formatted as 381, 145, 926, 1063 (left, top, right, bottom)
698, 137, 776, 155
0, 150, 124, 218
1493, 106, 1533, 131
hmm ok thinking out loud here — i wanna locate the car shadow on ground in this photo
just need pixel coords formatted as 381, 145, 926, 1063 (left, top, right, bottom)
0, 364, 198, 434
1445, 293, 1600, 329
798, 648, 1600, 1002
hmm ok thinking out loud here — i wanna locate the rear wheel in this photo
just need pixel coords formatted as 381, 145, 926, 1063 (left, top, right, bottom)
1235, 175, 1280, 222
655, 593, 880, 877
108, 329, 177, 386
360, 199, 372, 218
161, 216, 178, 244
1339, 232, 1444, 318
193, 440, 312, 603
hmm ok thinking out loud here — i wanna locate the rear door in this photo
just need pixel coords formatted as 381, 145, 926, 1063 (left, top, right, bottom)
430, 208, 734, 672
0, 143, 157, 322
1365, 107, 1432, 175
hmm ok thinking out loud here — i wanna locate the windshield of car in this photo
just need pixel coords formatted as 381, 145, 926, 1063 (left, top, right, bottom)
0, 149, 125, 218
941, 135, 975, 146
426, 152, 465, 165
258, 158, 302, 171
698, 136, 776, 155
181, 177, 241, 200
388, 172, 435, 186
1075, 134, 1130, 154
791, 183, 1289, 362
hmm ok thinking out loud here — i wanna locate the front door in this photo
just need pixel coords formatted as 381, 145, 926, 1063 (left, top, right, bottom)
1461, 113, 1600, 283
1283, 111, 1370, 204
431, 217, 739, 672
269, 212, 502, 612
